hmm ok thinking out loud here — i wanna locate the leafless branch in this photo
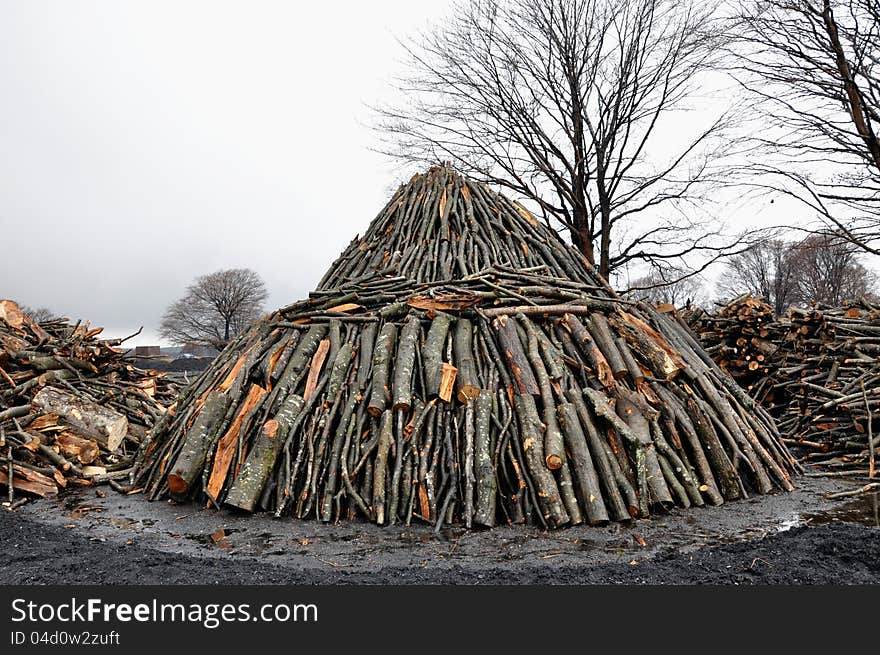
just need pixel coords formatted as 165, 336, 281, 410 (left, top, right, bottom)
375, 0, 745, 281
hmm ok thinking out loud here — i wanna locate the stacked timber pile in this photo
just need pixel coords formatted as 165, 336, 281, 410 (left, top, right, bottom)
133, 166, 797, 530
684, 296, 784, 399
775, 303, 880, 477
0, 300, 179, 505
687, 297, 879, 478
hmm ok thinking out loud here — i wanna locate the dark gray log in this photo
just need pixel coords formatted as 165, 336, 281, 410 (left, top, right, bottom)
367, 323, 398, 417
423, 312, 453, 398
556, 401, 609, 524
167, 390, 227, 498
494, 315, 539, 395
521, 316, 564, 470
472, 390, 497, 527
565, 389, 632, 520
372, 410, 394, 524
225, 394, 305, 511
392, 315, 421, 411
587, 314, 628, 379
454, 317, 480, 402
615, 388, 673, 506
513, 394, 569, 527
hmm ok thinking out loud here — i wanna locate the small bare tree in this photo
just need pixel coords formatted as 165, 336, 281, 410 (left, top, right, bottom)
719, 233, 875, 310
159, 269, 268, 350
734, 0, 880, 255
627, 265, 709, 307
19, 306, 57, 323
377, 0, 742, 282
719, 239, 799, 314
788, 233, 877, 305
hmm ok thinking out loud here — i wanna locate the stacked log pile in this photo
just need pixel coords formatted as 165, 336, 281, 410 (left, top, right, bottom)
683, 297, 784, 400
134, 167, 797, 530
0, 300, 179, 505
686, 298, 880, 477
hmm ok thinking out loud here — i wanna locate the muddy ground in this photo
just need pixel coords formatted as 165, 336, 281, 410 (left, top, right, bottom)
1, 476, 877, 584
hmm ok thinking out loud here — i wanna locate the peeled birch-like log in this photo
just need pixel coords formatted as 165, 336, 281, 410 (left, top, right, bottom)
31, 387, 128, 451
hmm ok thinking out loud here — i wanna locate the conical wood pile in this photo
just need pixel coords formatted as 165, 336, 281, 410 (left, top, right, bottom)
133, 167, 798, 529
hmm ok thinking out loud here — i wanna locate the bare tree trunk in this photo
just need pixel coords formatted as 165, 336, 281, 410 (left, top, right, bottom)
821, 0, 880, 171
572, 207, 595, 266
597, 177, 612, 280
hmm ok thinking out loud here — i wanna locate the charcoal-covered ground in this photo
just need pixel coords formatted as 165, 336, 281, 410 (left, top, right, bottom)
1, 476, 877, 584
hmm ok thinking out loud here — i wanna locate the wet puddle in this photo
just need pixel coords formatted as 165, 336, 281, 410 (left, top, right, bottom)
778, 493, 880, 531
801, 493, 879, 528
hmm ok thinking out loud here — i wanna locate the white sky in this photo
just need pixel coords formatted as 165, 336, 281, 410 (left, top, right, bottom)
0, 0, 805, 346
0, 0, 442, 345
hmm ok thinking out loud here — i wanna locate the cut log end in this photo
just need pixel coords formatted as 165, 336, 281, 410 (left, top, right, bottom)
167, 474, 189, 496
545, 453, 563, 470
456, 384, 481, 404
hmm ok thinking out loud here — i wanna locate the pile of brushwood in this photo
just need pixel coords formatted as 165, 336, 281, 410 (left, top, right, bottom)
133, 167, 797, 530
0, 300, 178, 506
687, 296, 879, 479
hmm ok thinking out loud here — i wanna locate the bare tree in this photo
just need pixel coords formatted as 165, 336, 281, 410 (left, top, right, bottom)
788, 233, 877, 304
159, 269, 268, 350
19, 306, 57, 323
627, 265, 709, 307
733, 0, 880, 255
377, 0, 743, 281
719, 239, 799, 314
720, 233, 875, 310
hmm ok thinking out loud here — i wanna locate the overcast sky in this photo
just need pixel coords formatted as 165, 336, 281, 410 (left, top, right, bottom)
1, 1, 808, 347
0, 1, 443, 345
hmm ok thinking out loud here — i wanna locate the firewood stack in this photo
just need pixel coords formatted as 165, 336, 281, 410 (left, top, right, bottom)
0, 301, 179, 505
775, 303, 880, 476
685, 296, 783, 396
685, 298, 880, 477
133, 166, 797, 530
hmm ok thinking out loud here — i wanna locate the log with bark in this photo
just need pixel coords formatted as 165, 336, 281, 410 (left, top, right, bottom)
132, 166, 797, 528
